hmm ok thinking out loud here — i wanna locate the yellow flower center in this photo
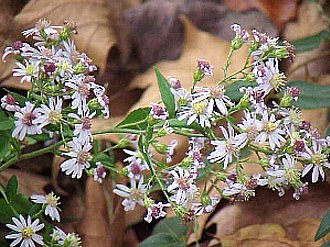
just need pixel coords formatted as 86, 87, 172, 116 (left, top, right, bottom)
192, 101, 207, 115
21, 227, 34, 238
270, 72, 286, 91
48, 110, 62, 124
45, 193, 58, 206
25, 65, 34, 76
311, 154, 325, 166
264, 122, 277, 133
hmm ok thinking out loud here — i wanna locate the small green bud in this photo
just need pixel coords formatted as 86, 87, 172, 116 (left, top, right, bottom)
279, 93, 292, 108
231, 37, 244, 50
249, 41, 259, 52
59, 27, 71, 41
180, 157, 192, 168
73, 63, 86, 74
245, 72, 255, 82
87, 98, 100, 110
237, 93, 250, 110
274, 47, 289, 59
193, 69, 204, 82
259, 158, 270, 169
119, 167, 129, 176
201, 193, 211, 205
153, 142, 168, 154
116, 137, 132, 149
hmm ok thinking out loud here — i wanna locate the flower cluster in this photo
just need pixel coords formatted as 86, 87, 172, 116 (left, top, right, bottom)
1, 19, 110, 179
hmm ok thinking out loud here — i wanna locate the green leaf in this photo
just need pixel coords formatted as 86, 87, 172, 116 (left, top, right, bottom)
0, 131, 11, 158
0, 198, 14, 223
5, 176, 18, 202
326, 124, 330, 137
287, 80, 330, 109
0, 240, 10, 247
28, 203, 43, 215
315, 208, 330, 241
0, 119, 14, 130
291, 31, 330, 53
153, 217, 189, 238
12, 194, 33, 214
116, 107, 150, 130
139, 233, 185, 247
225, 81, 257, 101
167, 119, 205, 133
154, 67, 176, 118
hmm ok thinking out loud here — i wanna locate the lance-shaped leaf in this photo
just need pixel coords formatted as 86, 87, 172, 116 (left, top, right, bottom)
116, 107, 151, 130
291, 31, 330, 53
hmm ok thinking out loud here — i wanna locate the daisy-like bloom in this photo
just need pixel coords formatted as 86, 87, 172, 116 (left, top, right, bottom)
1, 94, 20, 112
31, 192, 61, 222
251, 29, 279, 59
13, 61, 39, 83
191, 194, 220, 216
123, 149, 147, 166
196, 59, 214, 76
68, 109, 96, 142
178, 99, 213, 128
93, 85, 110, 118
22, 18, 61, 38
166, 140, 178, 163
113, 178, 147, 211
255, 111, 286, 149
287, 87, 300, 101
144, 202, 170, 223
12, 102, 42, 141
52, 227, 81, 247
60, 137, 92, 179
193, 86, 233, 115
237, 111, 262, 145
62, 39, 80, 65
21, 45, 62, 63
253, 58, 287, 94
126, 159, 148, 180
150, 103, 169, 120
33, 97, 63, 129
79, 53, 97, 73
243, 87, 267, 114
5, 215, 44, 247
65, 74, 96, 115
93, 162, 106, 183
2, 40, 30, 62
208, 125, 246, 169
167, 167, 198, 205
222, 182, 255, 201
170, 87, 191, 111
301, 141, 330, 183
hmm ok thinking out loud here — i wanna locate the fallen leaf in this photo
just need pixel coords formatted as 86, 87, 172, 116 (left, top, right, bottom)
222, 0, 298, 30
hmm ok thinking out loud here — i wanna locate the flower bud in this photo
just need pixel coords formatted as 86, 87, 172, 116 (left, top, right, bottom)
259, 158, 270, 169
193, 69, 204, 82
73, 63, 86, 74
279, 93, 292, 108
237, 93, 250, 110
116, 137, 132, 149
201, 193, 211, 205
231, 37, 244, 50
43, 61, 56, 73
153, 142, 168, 154
245, 72, 255, 82
249, 41, 259, 52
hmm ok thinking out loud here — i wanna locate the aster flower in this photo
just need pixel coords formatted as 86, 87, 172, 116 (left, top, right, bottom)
167, 167, 198, 205
31, 192, 61, 222
230, 23, 249, 42
196, 59, 214, 76
68, 109, 96, 142
52, 227, 82, 247
251, 29, 279, 59
168, 76, 181, 89
22, 18, 61, 38
237, 111, 262, 145
2, 41, 30, 62
208, 125, 246, 169
301, 141, 330, 183
12, 102, 42, 141
123, 149, 148, 167
255, 111, 286, 149
65, 74, 96, 115
33, 97, 63, 128
170, 87, 191, 111
150, 103, 169, 120
5, 215, 44, 247
13, 61, 39, 83
60, 137, 92, 179
144, 202, 170, 223
222, 182, 255, 201
126, 159, 148, 180
178, 99, 213, 128
62, 39, 80, 65
193, 86, 233, 115
1, 94, 20, 112
191, 195, 220, 215
113, 178, 147, 211
93, 162, 106, 183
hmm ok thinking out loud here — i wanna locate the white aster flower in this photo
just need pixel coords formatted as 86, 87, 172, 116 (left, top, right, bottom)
196, 58, 214, 76
170, 87, 192, 111
237, 111, 262, 144
52, 227, 81, 247
191, 195, 220, 215
208, 125, 246, 169
222, 182, 255, 201
113, 178, 147, 211
150, 103, 169, 120
166, 140, 178, 163
33, 97, 63, 128
93, 85, 110, 118
60, 137, 92, 179
301, 141, 330, 183
93, 162, 107, 184
68, 109, 96, 142
22, 18, 61, 38
62, 40, 80, 65
167, 167, 198, 205
31, 192, 61, 222
12, 102, 42, 141
127, 159, 148, 180
2, 41, 31, 62
1, 94, 20, 112
13, 61, 39, 83
178, 99, 213, 128
255, 111, 285, 149
144, 202, 170, 223
5, 215, 44, 247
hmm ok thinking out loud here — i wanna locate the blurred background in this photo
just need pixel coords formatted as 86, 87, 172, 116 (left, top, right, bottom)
0, 0, 329, 246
